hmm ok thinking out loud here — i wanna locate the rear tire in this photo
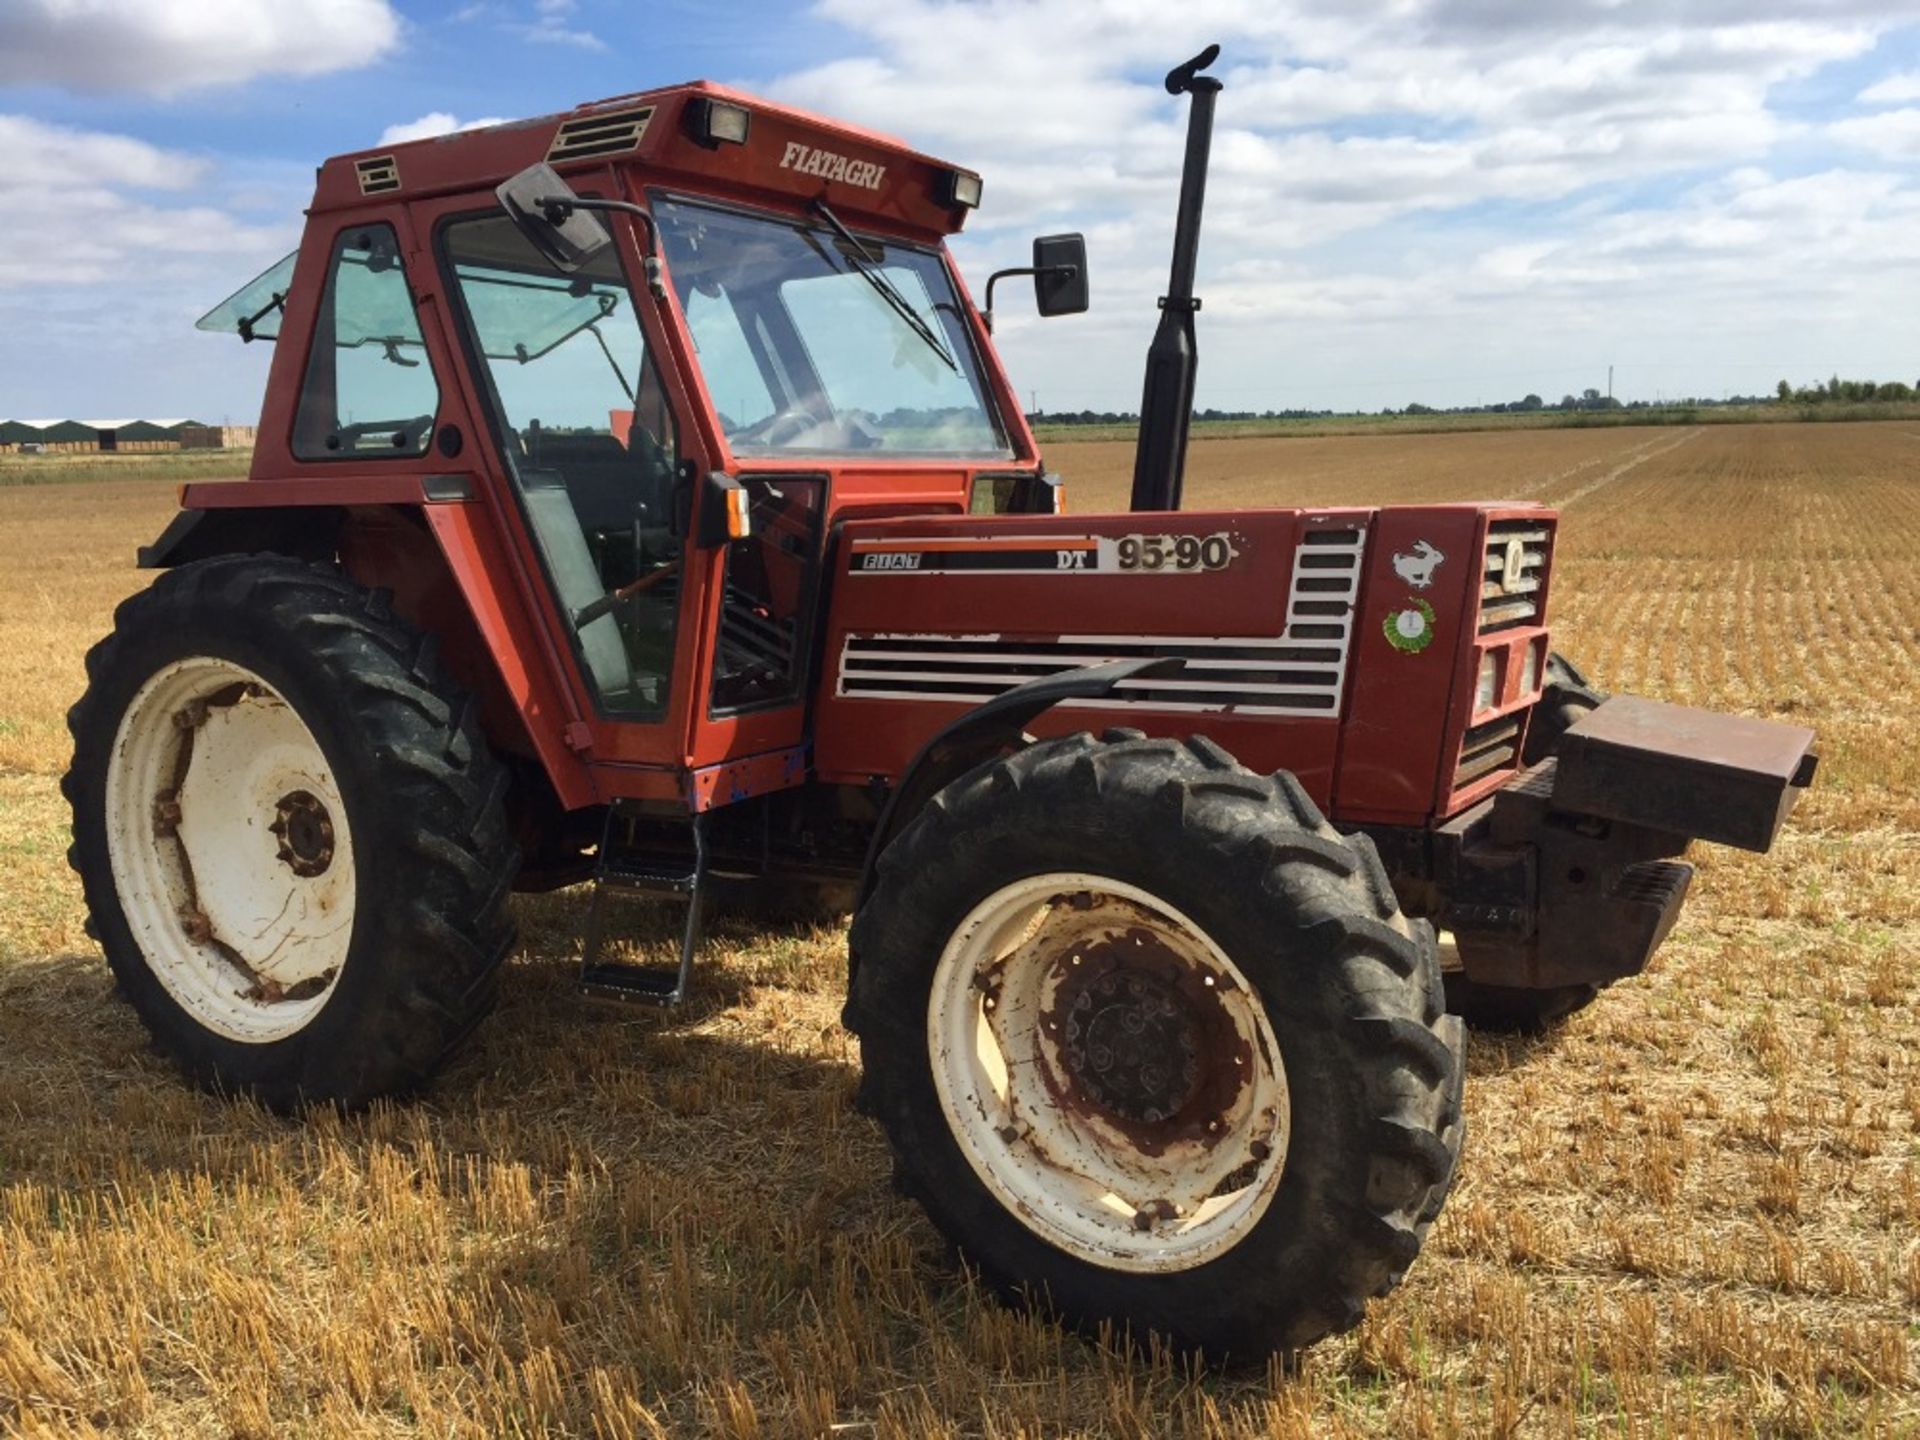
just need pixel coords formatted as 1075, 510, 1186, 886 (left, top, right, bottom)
846, 732, 1464, 1358
64, 555, 518, 1109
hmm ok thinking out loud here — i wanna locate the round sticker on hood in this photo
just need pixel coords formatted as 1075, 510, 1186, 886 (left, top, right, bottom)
1384, 598, 1437, 654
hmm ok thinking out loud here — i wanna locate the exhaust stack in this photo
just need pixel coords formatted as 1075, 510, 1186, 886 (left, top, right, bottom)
1129, 44, 1223, 513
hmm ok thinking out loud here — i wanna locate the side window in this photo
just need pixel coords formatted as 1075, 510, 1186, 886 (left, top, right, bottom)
293, 224, 440, 459
711, 478, 824, 713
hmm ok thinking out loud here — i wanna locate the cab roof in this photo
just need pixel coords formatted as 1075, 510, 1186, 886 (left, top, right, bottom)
312, 80, 981, 239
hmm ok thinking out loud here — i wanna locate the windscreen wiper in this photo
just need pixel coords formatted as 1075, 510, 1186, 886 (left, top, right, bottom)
809, 200, 958, 374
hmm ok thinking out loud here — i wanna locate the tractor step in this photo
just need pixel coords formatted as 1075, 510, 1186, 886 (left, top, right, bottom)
597, 856, 700, 894
578, 808, 707, 1007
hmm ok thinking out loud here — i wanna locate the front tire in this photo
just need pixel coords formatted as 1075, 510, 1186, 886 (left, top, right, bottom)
64, 555, 518, 1109
846, 732, 1464, 1358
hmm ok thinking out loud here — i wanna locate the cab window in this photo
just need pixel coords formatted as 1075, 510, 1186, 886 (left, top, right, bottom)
293, 224, 440, 459
442, 213, 682, 719
657, 198, 1010, 459
711, 478, 824, 714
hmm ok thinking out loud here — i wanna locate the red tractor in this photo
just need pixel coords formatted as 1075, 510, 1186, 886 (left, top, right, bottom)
65, 48, 1814, 1357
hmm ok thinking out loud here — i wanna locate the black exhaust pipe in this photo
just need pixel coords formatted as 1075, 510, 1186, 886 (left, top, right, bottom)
1129, 44, 1222, 513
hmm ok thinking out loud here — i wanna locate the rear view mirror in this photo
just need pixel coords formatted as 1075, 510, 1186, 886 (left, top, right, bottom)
1033, 233, 1088, 316
496, 162, 614, 273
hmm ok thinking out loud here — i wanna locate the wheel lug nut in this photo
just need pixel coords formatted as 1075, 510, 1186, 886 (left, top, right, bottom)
1133, 1198, 1177, 1230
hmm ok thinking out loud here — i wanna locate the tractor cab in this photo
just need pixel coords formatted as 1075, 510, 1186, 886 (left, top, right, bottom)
190, 81, 1074, 810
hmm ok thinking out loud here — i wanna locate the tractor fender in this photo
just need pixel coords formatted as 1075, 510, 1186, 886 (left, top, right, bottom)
137, 490, 598, 813
139, 505, 344, 569
854, 656, 1182, 906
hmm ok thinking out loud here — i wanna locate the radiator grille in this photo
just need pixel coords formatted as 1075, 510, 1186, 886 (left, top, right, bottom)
835, 528, 1366, 717
1479, 521, 1550, 632
547, 105, 654, 163
1456, 714, 1523, 786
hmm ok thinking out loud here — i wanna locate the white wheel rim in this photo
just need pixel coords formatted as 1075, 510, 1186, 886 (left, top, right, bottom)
104, 657, 354, 1044
928, 872, 1289, 1273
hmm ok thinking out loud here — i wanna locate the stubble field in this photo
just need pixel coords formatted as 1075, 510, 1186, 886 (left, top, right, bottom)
0, 422, 1915, 1436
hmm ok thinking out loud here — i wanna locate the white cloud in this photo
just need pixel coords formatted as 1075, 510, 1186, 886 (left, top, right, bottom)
1858, 71, 1920, 105
0, 112, 302, 416
0, 0, 401, 96
379, 112, 511, 146
1829, 107, 1920, 160
0, 115, 290, 289
520, 0, 604, 51
767, 0, 1920, 409
0, 113, 202, 191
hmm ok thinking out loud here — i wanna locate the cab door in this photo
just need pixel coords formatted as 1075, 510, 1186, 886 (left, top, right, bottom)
409, 174, 719, 784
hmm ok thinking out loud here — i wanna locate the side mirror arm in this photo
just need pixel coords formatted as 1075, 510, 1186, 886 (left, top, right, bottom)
981, 263, 1080, 333
535, 195, 667, 299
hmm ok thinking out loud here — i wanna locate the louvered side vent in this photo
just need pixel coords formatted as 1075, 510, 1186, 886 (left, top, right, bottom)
836, 636, 1351, 715
547, 105, 655, 163
1281, 524, 1364, 703
834, 529, 1366, 718
1479, 521, 1551, 633
355, 156, 400, 195
1456, 714, 1524, 786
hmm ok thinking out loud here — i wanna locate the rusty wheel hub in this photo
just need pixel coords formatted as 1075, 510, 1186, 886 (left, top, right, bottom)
1056, 959, 1207, 1125
270, 789, 336, 878
1047, 923, 1251, 1144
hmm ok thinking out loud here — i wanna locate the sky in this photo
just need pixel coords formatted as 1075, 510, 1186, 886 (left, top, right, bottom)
3, 0, 1920, 421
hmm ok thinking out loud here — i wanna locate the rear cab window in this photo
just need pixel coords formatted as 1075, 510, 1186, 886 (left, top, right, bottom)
292, 223, 441, 460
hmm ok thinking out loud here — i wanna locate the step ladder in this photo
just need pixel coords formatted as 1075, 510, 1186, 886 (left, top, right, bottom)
578, 807, 708, 1006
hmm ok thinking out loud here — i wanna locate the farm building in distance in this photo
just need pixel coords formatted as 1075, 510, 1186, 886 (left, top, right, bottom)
0, 418, 256, 455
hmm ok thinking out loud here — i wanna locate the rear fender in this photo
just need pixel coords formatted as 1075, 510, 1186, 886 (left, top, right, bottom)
139, 492, 597, 812
140, 506, 343, 569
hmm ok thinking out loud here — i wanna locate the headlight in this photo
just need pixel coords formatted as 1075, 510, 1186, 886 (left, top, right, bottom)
1476, 652, 1501, 712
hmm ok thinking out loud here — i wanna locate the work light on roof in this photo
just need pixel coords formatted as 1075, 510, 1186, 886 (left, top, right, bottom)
686, 97, 751, 147
939, 169, 983, 209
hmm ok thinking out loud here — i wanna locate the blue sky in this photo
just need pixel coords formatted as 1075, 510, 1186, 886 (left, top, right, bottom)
4, 0, 1920, 421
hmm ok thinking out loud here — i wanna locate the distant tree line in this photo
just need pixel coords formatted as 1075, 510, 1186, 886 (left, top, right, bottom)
1028, 377, 1920, 428
1776, 376, 1920, 404
1028, 407, 1340, 427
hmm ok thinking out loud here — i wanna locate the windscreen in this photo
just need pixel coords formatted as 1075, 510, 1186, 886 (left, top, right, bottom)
656, 198, 1011, 460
